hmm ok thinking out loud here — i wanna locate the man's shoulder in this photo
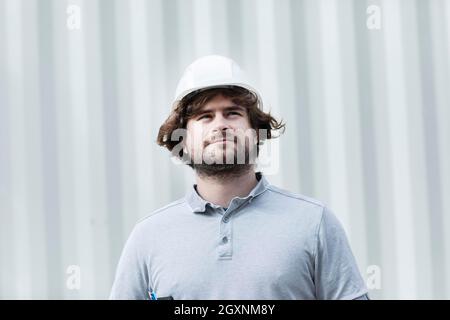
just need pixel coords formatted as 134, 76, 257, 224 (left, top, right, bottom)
265, 184, 326, 210
136, 197, 187, 225
263, 184, 330, 235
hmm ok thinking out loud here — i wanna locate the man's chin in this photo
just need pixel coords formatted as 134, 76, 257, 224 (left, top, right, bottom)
192, 163, 253, 179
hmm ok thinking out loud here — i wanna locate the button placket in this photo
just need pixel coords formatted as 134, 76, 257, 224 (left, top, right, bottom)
216, 197, 253, 259
218, 211, 232, 259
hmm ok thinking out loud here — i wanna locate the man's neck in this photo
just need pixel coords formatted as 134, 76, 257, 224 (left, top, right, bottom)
195, 168, 259, 208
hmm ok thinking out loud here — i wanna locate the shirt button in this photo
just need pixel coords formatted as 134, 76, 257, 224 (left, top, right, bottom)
222, 236, 228, 244
223, 217, 229, 223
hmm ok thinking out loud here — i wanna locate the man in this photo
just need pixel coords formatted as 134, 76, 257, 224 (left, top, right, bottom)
109, 55, 369, 300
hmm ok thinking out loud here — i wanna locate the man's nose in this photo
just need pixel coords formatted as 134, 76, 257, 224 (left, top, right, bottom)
211, 113, 232, 133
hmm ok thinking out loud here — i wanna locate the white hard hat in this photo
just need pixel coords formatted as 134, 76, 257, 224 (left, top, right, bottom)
173, 55, 262, 109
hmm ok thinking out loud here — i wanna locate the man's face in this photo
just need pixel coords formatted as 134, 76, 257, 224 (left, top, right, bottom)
184, 94, 257, 167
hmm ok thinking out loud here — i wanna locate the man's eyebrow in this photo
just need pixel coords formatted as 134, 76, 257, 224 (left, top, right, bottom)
223, 105, 246, 112
196, 105, 246, 114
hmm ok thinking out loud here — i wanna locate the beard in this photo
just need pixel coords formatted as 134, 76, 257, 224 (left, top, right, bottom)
188, 139, 257, 180
193, 163, 253, 180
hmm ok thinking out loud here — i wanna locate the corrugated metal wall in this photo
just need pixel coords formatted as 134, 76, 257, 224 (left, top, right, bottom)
0, 0, 449, 299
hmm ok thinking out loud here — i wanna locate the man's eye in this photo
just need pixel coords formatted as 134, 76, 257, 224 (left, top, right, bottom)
198, 114, 211, 120
228, 112, 241, 116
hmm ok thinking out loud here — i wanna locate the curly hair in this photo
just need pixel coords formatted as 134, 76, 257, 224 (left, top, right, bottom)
156, 86, 286, 162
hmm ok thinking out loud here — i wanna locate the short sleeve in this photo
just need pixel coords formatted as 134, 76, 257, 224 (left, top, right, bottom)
314, 206, 369, 300
109, 223, 150, 299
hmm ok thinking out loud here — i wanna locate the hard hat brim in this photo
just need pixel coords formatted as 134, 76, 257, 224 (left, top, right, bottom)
172, 84, 263, 111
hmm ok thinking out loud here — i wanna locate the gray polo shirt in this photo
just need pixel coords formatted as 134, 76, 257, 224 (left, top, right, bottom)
109, 172, 369, 300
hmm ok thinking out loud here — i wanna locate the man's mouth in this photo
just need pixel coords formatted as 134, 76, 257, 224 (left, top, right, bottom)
213, 139, 229, 144
211, 138, 237, 145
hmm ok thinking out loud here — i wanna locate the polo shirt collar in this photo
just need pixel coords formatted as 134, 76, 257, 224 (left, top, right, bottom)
185, 171, 270, 213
